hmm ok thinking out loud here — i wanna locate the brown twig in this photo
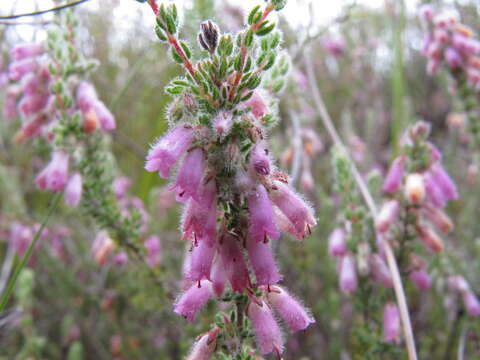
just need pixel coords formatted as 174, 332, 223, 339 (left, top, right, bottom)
0, 0, 90, 20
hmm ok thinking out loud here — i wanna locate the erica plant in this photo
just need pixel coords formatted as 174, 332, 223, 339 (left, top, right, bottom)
143, 0, 317, 357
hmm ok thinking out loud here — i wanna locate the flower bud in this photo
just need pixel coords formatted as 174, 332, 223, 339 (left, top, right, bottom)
94, 101, 116, 131
404, 173, 426, 204
462, 291, 480, 317
383, 303, 401, 344
83, 109, 98, 133
376, 200, 400, 233
422, 204, 453, 234
246, 235, 282, 286
92, 231, 115, 266
247, 184, 279, 243
213, 111, 233, 137
448, 275, 470, 293
328, 228, 347, 257
416, 225, 444, 253
172, 148, 205, 202
370, 254, 393, 288
198, 21, 219, 54
419, 4, 434, 22
247, 299, 284, 355
250, 142, 271, 176
64, 173, 83, 207
113, 252, 129, 266
339, 254, 358, 293
35, 150, 69, 192
445, 47, 462, 68
244, 92, 268, 119
210, 258, 226, 297
186, 328, 220, 360
145, 235, 161, 268
188, 239, 215, 282
409, 269, 432, 291
382, 156, 406, 194
266, 285, 315, 333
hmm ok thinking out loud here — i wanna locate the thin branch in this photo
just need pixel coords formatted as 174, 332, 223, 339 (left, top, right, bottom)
0, 0, 90, 20
457, 323, 468, 360
0, 20, 52, 25
0, 240, 16, 295
304, 53, 418, 360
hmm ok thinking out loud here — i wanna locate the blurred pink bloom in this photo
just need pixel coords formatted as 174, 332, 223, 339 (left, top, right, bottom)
428, 164, 458, 202
112, 176, 132, 198
9, 222, 33, 256
266, 285, 315, 333
9, 58, 38, 81
404, 173, 426, 204
328, 228, 347, 257
10, 43, 44, 61
370, 254, 393, 288
186, 328, 219, 360
247, 299, 284, 355
322, 36, 345, 57
409, 269, 432, 291
76, 81, 98, 112
382, 156, 406, 194
445, 47, 462, 68
4, 86, 20, 120
213, 110, 233, 136
462, 291, 480, 317
144, 235, 161, 268
145, 126, 195, 178
64, 173, 83, 207
35, 150, 69, 192
383, 303, 401, 344
113, 252, 129, 266
250, 142, 271, 176
94, 100, 116, 131
18, 93, 49, 116
92, 231, 115, 266
244, 92, 268, 119
376, 200, 400, 233
339, 254, 357, 293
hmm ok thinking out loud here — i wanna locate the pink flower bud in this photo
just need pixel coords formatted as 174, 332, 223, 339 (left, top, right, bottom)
246, 235, 282, 286
339, 254, 358, 293
144, 235, 161, 268
64, 173, 83, 207
210, 258, 226, 296
434, 29, 449, 43
428, 164, 458, 202
186, 328, 220, 360
376, 200, 400, 233
219, 234, 249, 292
409, 269, 432, 291
76, 81, 98, 112
448, 275, 470, 293
244, 92, 268, 119
10, 43, 44, 61
382, 156, 406, 194
370, 254, 393, 288
9, 222, 33, 256
250, 143, 271, 175
247, 184, 279, 243
18, 93, 49, 116
113, 252, 129, 266
188, 239, 216, 282
462, 291, 480, 317
266, 286, 315, 333
322, 37, 345, 57
269, 181, 316, 239
172, 148, 205, 202
112, 176, 131, 199
424, 172, 447, 208
92, 231, 115, 266
9, 58, 38, 81
383, 303, 401, 344
416, 225, 444, 253
419, 4, 434, 22
94, 101, 116, 131
174, 280, 213, 322
182, 180, 217, 247
213, 111, 233, 136
328, 228, 347, 257
35, 151, 69, 192
404, 173, 426, 204
422, 204, 453, 233
444, 47, 462, 68
145, 126, 195, 178
247, 299, 284, 355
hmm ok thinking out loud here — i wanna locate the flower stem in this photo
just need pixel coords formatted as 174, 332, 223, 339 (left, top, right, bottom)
304, 54, 418, 360
0, 192, 62, 312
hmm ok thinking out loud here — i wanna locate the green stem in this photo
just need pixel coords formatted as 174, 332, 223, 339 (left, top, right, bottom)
0, 192, 62, 312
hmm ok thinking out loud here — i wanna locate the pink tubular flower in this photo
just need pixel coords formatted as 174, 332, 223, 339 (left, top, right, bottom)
246, 235, 282, 286
94, 101, 116, 131
445, 47, 462, 68
376, 200, 400, 233
409, 269, 432, 291
210, 258, 226, 296
174, 280, 213, 322
448, 275, 470, 293
419, 4, 434, 22
213, 110, 233, 136
383, 303, 401, 344
112, 176, 131, 198
113, 252, 129, 266
382, 156, 405, 194
64, 173, 83, 207
339, 254, 358, 293
247, 184, 279, 243
428, 164, 458, 201
244, 92, 268, 119
416, 225, 444, 253
424, 172, 447, 208
328, 228, 347, 257
145, 126, 195, 178
92, 231, 115, 266
182, 179, 217, 246
247, 300, 284, 355
172, 148, 205, 202
218, 234, 249, 292
9, 58, 38, 81
144, 235, 161, 268
422, 204, 453, 234
18, 93, 49, 116
186, 328, 220, 360
10, 43, 44, 61
269, 181, 316, 239
35, 150, 69, 192
9, 222, 33, 256
266, 286, 315, 333
462, 291, 480, 317
250, 143, 271, 175
370, 254, 393, 288
188, 240, 216, 282
76, 81, 98, 112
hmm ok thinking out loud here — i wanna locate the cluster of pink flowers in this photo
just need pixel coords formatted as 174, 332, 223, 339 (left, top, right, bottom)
145, 90, 317, 355
2, 43, 116, 207
420, 4, 480, 84
377, 121, 457, 258
448, 275, 480, 317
